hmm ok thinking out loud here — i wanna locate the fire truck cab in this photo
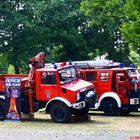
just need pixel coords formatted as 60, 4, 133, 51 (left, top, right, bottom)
23, 63, 98, 123
79, 66, 140, 116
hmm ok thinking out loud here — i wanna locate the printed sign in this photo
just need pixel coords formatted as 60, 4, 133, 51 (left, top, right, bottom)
5, 77, 21, 121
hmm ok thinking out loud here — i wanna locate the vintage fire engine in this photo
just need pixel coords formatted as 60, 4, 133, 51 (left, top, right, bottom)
73, 60, 140, 116
0, 52, 97, 123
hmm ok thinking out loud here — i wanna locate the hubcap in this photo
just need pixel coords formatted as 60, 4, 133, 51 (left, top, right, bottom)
54, 107, 64, 120
108, 103, 116, 114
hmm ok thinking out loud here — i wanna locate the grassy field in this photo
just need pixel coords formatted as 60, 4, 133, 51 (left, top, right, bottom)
0, 111, 140, 140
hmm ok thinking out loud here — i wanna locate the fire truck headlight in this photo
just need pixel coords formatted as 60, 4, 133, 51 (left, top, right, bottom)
85, 91, 98, 108
76, 93, 81, 101
86, 91, 95, 98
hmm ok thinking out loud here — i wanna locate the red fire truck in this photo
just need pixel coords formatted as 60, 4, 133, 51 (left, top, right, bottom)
0, 53, 97, 123
75, 60, 140, 116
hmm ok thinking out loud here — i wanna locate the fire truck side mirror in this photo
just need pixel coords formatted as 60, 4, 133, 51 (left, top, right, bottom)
129, 77, 137, 84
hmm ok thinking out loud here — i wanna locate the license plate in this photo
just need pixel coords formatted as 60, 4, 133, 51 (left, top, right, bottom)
73, 101, 85, 109
130, 98, 139, 105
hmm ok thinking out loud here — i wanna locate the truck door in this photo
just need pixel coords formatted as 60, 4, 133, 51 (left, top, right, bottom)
36, 71, 59, 101
116, 72, 128, 103
98, 71, 111, 97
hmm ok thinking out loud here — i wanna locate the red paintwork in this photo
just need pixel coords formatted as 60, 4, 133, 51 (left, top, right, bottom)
79, 68, 140, 105
61, 79, 92, 92
35, 67, 93, 104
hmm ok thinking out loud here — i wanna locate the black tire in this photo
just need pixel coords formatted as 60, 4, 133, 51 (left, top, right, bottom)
0, 100, 5, 119
103, 99, 120, 116
50, 102, 71, 123
74, 105, 90, 115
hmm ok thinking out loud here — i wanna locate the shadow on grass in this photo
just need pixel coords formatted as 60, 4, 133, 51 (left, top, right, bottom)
89, 110, 140, 118
21, 114, 110, 125
22, 118, 52, 123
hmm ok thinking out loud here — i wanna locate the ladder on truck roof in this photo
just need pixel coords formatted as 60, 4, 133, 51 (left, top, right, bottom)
45, 60, 121, 69
72, 60, 121, 69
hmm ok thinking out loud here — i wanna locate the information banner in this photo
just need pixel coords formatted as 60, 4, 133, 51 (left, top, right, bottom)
5, 77, 21, 121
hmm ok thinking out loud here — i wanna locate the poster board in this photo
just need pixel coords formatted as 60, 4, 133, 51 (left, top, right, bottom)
5, 77, 21, 121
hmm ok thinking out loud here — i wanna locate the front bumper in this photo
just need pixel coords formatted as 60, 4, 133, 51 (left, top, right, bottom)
72, 101, 86, 109
129, 90, 140, 106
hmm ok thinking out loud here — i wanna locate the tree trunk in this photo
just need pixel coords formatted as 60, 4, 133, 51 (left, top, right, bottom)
14, 65, 20, 74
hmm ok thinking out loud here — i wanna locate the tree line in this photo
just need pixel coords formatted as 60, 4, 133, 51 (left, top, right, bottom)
0, 0, 140, 73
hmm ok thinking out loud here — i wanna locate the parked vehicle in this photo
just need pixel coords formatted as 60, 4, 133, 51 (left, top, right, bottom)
78, 61, 140, 116
0, 52, 97, 123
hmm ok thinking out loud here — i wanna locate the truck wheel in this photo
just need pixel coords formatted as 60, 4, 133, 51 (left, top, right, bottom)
103, 99, 120, 116
0, 100, 5, 119
50, 102, 71, 123
74, 105, 90, 115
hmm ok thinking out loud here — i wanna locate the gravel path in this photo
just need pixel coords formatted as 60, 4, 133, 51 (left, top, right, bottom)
0, 111, 140, 140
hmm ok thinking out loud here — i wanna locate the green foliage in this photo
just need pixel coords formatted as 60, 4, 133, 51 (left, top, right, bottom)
0, 54, 8, 73
0, 0, 50, 73
0, 0, 140, 71
129, 49, 140, 66
0, 0, 91, 73
121, 0, 140, 49
80, 0, 130, 64
7, 64, 15, 74
35, 0, 90, 61
81, 0, 124, 29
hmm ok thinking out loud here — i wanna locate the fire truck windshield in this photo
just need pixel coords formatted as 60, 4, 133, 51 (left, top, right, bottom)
128, 69, 140, 82
128, 69, 140, 76
58, 66, 77, 84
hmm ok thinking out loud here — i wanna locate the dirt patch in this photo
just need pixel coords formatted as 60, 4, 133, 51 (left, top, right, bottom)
0, 111, 140, 140
89, 111, 140, 131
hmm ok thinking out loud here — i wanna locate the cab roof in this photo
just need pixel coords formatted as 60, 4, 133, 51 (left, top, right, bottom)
36, 65, 75, 72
